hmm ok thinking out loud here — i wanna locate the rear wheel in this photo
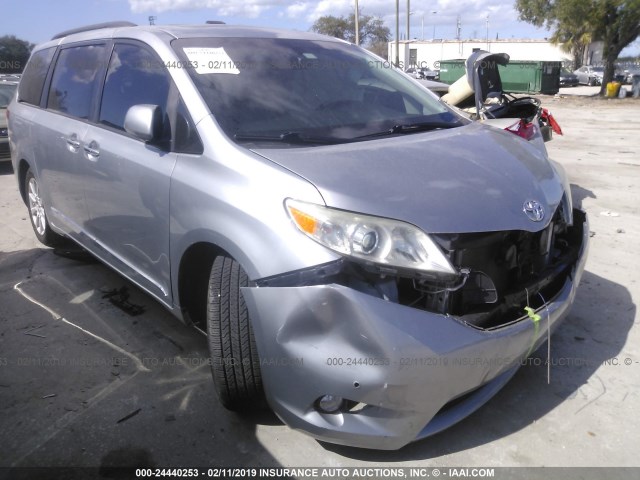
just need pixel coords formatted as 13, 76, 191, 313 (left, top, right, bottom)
24, 168, 66, 247
207, 255, 264, 411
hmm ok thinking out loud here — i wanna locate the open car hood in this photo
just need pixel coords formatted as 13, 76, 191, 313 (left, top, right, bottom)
465, 50, 510, 117
442, 51, 511, 119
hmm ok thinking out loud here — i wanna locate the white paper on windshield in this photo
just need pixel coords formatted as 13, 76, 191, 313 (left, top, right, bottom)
183, 47, 240, 75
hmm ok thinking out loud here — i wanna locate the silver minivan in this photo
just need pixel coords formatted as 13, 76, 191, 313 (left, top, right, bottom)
8, 22, 588, 450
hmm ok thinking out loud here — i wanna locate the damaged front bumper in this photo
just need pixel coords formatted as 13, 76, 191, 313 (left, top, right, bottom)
242, 210, 589, 450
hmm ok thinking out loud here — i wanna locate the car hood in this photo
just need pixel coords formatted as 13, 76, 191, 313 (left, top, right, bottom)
251, 122, 565, 234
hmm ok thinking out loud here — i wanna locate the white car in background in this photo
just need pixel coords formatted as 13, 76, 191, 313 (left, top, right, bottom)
573, 65, 604, 86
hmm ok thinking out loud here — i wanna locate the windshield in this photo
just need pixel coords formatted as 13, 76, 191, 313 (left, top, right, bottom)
592, 67, 604, 72
0, 83, 17, 108
172, 37, 463, 144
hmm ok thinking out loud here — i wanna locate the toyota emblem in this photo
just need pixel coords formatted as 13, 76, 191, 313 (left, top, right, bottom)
523, 200, 545, 222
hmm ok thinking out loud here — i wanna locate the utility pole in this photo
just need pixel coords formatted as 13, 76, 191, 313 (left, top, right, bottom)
457, 15, 462, 56
395, 0, 400, 67
406, 0, 410, 41
432, 11, 437, 40
486, 15, 490, 50
355, 0, 359, 45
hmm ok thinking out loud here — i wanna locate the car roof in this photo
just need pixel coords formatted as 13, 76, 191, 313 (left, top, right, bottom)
41, 22, 343, 49
152, 24, 340, 41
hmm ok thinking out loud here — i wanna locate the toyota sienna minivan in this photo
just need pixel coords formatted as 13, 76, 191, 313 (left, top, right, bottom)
8, 22, 588, 450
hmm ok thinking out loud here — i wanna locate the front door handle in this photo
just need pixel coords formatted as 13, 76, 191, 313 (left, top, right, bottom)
83, 141, 100, 159
65, 134, 80, 151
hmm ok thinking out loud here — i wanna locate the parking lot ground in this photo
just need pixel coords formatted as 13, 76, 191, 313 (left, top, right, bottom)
1, 95, 639, 471
557, 85, 633, 97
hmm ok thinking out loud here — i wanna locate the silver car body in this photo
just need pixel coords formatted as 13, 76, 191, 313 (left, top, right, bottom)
573, 65, 604, 85
9, 24, 588, 449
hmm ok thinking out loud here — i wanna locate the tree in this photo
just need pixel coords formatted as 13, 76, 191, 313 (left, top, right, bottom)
311, 15, 352, 41
515, 0, 640, 95
311, 14, 391, 59
0, 35, 34, 74
548, 13, 594, 69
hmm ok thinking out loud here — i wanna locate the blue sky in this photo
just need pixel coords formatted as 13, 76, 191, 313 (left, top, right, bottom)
2, 0, 639, 55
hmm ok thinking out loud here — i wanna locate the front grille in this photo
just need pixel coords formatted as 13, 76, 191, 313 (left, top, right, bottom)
396, 208, 585, 329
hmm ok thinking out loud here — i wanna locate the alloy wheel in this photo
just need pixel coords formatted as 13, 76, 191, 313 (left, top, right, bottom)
28, 177, 46, 236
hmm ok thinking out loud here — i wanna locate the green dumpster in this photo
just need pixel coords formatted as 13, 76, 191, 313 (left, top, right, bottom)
437, 58, 561, 95
499, 61, 561, 94
437, 59, 466, 84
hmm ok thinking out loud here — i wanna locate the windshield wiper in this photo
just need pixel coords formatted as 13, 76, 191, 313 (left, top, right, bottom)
234, 131, 345, 145
355, 121, 463, 140
235, 121, 463, 144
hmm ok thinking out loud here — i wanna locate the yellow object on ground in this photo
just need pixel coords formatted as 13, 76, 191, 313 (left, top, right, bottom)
606, 81, 621, 98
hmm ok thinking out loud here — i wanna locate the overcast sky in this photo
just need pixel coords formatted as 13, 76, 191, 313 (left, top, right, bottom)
3, 0, 639, 54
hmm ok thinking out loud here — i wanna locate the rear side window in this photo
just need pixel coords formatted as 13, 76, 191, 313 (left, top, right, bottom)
99, 43, 170, 132
18, 47, 56, 106
47, 44, 105, 119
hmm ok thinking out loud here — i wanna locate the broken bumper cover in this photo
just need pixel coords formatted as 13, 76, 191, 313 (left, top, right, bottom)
242, 213, 589, 450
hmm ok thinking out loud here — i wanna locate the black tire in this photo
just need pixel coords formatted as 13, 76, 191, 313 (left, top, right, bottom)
24, 168, 66, 248
207, 255, 264, 411
588, 77, 596, 86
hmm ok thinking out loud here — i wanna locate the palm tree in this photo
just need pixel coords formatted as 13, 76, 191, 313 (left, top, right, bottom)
550, 20, 593, 69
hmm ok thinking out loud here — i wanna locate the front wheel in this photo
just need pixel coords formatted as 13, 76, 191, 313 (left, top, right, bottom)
24, 168, 66, 247
588, 77, 597, 86
207, 255, 265, 411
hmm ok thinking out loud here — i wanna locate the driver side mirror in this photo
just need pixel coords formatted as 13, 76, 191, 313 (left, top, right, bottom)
124, 104, 163, 142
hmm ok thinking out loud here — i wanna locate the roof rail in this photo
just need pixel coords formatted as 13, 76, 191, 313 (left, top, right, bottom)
51, 21, 137, 40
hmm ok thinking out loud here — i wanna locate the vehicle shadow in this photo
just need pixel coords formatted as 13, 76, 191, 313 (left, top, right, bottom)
321, 269, 634, 460
0, 161, 14, 175
0, 247, 283, 470
570, 183, 596, 209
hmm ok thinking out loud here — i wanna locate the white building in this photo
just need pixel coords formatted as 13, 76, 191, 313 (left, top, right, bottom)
387, 39, 576, 70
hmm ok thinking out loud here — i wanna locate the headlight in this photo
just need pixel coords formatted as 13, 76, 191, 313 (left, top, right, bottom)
285, 199, 456, 275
